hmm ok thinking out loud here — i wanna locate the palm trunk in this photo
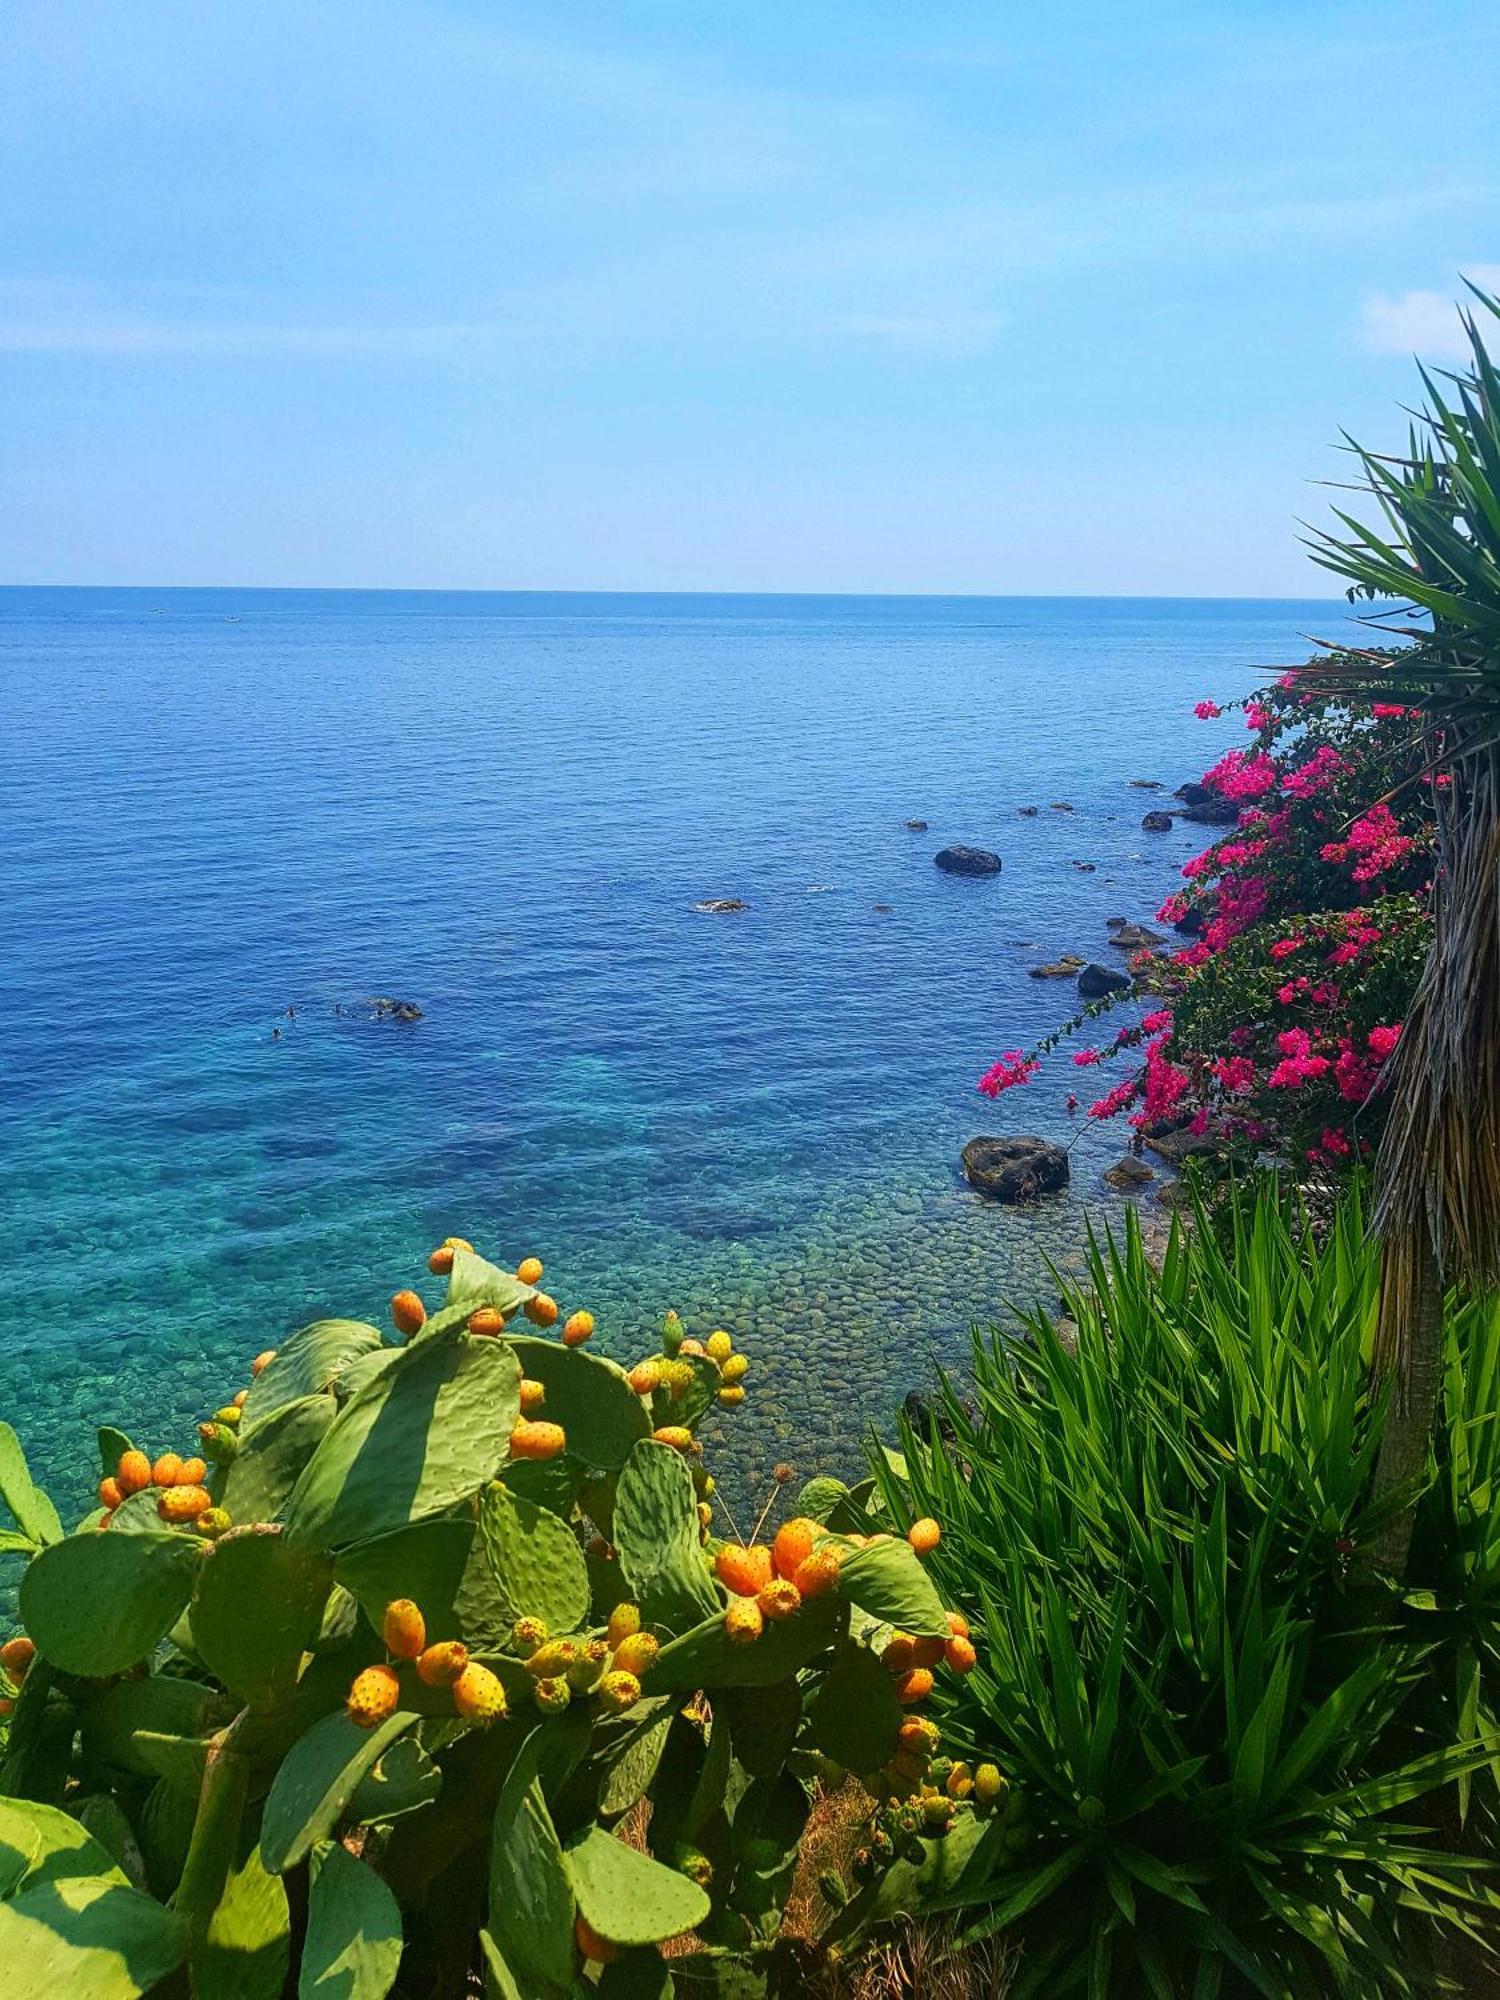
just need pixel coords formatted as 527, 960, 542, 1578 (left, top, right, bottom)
1361, 1228, 1444, 1579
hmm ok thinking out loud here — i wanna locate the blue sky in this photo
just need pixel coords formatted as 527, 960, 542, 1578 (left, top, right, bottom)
2, 1, 1496, 592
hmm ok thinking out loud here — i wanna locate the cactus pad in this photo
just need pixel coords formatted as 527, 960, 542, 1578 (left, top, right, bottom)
479, 1482, 590, 1636
613, 1442, 720, 1635
563, 1825, 710, 1948
20, 1527, 203, 1678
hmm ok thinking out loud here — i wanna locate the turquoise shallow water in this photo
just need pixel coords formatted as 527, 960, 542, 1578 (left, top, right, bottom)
0, 589, 1341, 1524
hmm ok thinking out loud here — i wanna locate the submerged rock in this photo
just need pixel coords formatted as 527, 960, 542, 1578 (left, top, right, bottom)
1029, 954, 1087, 979
934, 845, 1001, 877
1017, 805, 1039, 817
1129, 779, 1164, 790
1078, 962, 1131, 999
1050, 801, 1075, 812
695, 898, 749, 913
364, 997, 423, 1022
904, 818, 929, 831
1103, 1156, 1156, 1190
961, 1134, 1069, 1202
1071, 861, 1097, 873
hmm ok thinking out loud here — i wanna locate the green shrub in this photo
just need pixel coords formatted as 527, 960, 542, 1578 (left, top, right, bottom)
0, 1238, 981, 1998
863, 1186, 1500, 1996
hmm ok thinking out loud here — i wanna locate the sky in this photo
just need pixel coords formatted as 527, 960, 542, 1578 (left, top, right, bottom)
2, 0, 1497, 594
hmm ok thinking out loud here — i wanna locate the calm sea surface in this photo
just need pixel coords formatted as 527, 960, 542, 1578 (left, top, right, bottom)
0, 590, 1344, 1519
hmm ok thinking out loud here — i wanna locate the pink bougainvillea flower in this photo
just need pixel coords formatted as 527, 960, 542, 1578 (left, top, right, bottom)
978, 1050, 1039, 1098
1367, 1023, 1402, 1060
1193, 699, 1222, 719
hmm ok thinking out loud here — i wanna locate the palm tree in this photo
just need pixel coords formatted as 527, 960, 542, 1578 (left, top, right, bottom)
1304, 286, 1500, 1577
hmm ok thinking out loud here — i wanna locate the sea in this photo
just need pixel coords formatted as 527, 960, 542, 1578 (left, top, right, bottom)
0, 589, 1346, 1524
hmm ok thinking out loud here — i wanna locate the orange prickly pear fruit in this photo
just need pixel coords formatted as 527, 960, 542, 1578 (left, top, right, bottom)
757, 1579, 801, 1622
596, 1668, 642, 1714
391, 1289, 426, 1336
510, 1419, 566, 1461
883, 1633, 916, 1674
179, 1458, 207, 1486
98, 1476, 123, 1511
773, 1518, 818, 1580
724, 1597, 764, 1645
945, 1634, 978, 1675
523, 1292, 558, 1328
98, 1512, 115, 1530
679, 1338, 704, 1357
715, 1544, 773, 1597
898, 1717, 939, 1755
946, 1610, 970, 1638
895, 1667, 934, 1705
606, 1603, 641, 1647
348, 1664, 401, 1727
467, 1306, 505, 1337
575, 1915, 620, 1964
910, 1635, 947, 1670
611, 1632, 659, 1677
627, 1361, 661, 1395
428, 1244, 456, 1275
1, 1636, 36, 1683
383, 1599, 427, 1661
705, 1329, 733, 1363
158, 1485, 212, 1524
793, 1547, 841, 1599
416, 1640, 469, 1686
250, 1349, 277, 1376
945, 1761, 974, 1800
652, 1426, 696, 1454
907, 1518, 941, 1556
452, 1662, 507, 1725
518, 1378, 546, 1414
516, 1256, 543, 1284
151, 1453, 184, 1488
231, 1390, 249, 1410
562, 1310, 594, 1347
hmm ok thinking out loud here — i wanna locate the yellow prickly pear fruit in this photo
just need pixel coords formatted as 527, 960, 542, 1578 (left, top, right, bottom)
214, 1406, 242, 1428
652, 1426, 695, 1454
511, 1616, 549, 1655
524, 1639, 579, 1679
347, 1664, 401, 1727
721, 1354, 749, 1384
705, 1329, 733, 1363
195, 1508, 232, 1539
567, 1639, 611, 1690
724, 1597, 764, 1646
606, 1603, 641, 1647
757, 1579, 801, 1622
533, 1675, 572, 1714
250, 1349, 277, 1376
390, 1289, 427, 1337
0, 1636, 36, 1684
382, 1599, 427, 1661
923, 1793, 956, 1831
679, 1338, 704, 1357
907, 1518, 941, 1556
627, 1361, 661, 1396
157, 1485, 212, 1524
660, 1360, 695, 1398
518, 1378, 546, 1415
575, 1915, 620, 1964
452, 1662, 507, 1725
445, 1236, 475, 1253
898, 1717, 940, 1756
562, 1310, 594, 1347
151, 1453, 184, 1488
718, 1386, 745, 1408
611, 1632, 659, 1677
516, 1256, 543, 1284
467, 1306, 505, 1338
231, 1390, 249, 1410
596, 1669, 642, 1714
523, 1292, 558, 1328
510, 1420, 566, 1460
697, 1502, 713, 1537
98, 1477, 123, 1511
945, 1762, 974, 1800
416, 1641, 469, 1686
973, 1764, 1006, 1808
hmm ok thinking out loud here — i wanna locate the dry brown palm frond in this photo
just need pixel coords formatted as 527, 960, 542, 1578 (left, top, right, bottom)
810, 1920, 1016, 2000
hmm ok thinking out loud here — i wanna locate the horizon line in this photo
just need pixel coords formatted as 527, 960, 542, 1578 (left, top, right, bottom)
0, 582, 1351, 603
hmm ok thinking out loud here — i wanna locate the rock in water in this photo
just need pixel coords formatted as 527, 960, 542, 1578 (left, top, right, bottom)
1108, 921, 1165, 950
1103, 1157, 1155, 1190
962, 1135, 1069, 1202
1029, 953, 1087, 979
1017, 805, 1039, 817
366, 997, 423, 1022
904, 818, 928, 831
694, 898, 749, 913
1180, 797, 1239, 826
934, 845, 1001, 876
1141, 810, 1174, 832
1078, 962, 1131, 998
1129, 778, 1164, 789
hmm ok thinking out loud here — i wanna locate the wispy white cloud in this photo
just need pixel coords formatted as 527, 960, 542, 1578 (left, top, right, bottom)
1361, 268, 1500, 359
822, 309, 1007, 359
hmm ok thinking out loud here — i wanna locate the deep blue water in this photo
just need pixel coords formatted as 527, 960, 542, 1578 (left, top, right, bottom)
0, 589, 1342, 1520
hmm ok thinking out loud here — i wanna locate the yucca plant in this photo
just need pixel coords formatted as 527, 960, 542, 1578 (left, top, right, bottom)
868, 1188, 1500, 1996
1302, 283, 1500, 1576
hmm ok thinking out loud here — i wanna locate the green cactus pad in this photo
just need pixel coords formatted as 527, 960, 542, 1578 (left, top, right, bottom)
20, 1528, 203, 1678
302, 1839, 403, 1999
651, 1352, 721, 1430
220, 1394, 338, 1527
597, 1953, 677, 1999
805, 1640, 902, 1776
487, 1747, 577, 1994
333, 1515, 475, 1643
564, 1825, 711, 1948
76, 1676, 221, 1779
505, 1338, 651, 1472
727, 1770, 808, 1940
446, 1247, 539, 1317
651, 1590, 844, 1693
194, 1841, 291, 2000
834, 1538, 949, 1639
0, 1421, 63, 1549
346, 1735, 443, 1825
613, 1442, 720, 1635
240, 1320, 385, 1433
97, 1427, 136, 1479
645, 1710, 731, 1853
284, 1327, 520, 1550
190, 1526, 332, 1709
260, 1709, 418, 1874
717, 1681, 802, 1781
479, 1482, 589, 1636
598, 1707, 675, 1819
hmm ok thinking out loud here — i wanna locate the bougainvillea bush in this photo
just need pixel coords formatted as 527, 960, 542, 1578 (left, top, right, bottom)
983, 660, 1434, 1171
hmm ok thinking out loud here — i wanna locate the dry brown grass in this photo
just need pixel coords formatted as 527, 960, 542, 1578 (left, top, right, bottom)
812, 1921, 1016, 1999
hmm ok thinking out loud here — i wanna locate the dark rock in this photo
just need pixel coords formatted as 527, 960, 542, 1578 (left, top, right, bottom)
1174, 781, 1214, 805
1030, 954, 1087, 979
902, 1387, 976, 1443
1141, 810, 1174, 832
1078, 962, 1131, 999
1071, 861, 1097, 872
1129, 779, 1164, 790
1108, 921, 1165, 950
934, 845, 1001, 877
367, 997, 423, 1022
1174, 906, 1204, 936
1103, 1156, 1156, 1190
962, 1134, 1070, 1202
1017, 805, 1039, 817
1180, 797, 1239, 826
873, 903, 892, 914
1142, 1120, 1225, 1167
904, 819, 928, 831
1050, 801, 1075, 812
695, 898, 749, 913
